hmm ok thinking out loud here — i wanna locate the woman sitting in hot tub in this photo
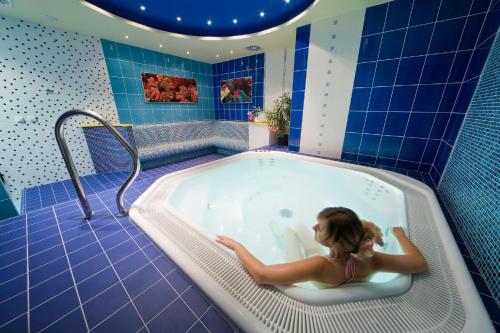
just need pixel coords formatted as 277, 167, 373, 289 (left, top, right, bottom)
216, 207, 428, 287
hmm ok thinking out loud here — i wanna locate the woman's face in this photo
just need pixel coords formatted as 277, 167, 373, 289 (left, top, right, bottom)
313, 218, 331, 247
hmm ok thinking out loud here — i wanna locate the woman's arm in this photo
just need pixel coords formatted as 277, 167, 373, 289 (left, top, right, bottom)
216, 235, 325, 285
373, 227, 428, 274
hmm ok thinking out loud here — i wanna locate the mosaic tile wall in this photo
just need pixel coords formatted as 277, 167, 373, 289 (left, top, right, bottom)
0, 16, 119, 210
82, 126, 136, 174
101, 40, 214, 125
211, 54, 265, 121
342, 0, 498, 176
438, 31, 499, 305
289, 24, 311, 152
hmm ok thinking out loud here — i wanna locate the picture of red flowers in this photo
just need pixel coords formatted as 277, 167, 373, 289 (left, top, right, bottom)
141, 72, 198, 103
220, 77, 252, 103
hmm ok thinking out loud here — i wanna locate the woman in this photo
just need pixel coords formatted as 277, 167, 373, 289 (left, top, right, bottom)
216, 207, 428, 287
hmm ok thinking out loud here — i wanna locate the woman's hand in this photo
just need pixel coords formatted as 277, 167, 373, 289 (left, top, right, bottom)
216, 235, 242, 251
392, 226, 406, 238
362, 220, 384, 246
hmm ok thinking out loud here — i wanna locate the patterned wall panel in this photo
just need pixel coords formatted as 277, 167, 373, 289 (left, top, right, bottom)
299, 11, 364, 159
101, 39, 214, 125
438, 31, 499, 306
82, 125, 136, 173
0, 16, 118, 209
342, 0, 498, 179
211, 54, 265, 121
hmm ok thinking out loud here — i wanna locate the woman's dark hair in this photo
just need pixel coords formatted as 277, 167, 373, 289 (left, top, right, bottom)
317, 207, 367, 255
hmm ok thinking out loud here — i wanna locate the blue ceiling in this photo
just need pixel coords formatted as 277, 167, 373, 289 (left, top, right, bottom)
85, 0, 315, 37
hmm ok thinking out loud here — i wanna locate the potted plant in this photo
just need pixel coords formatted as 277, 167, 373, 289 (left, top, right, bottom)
266, 93, 291, 146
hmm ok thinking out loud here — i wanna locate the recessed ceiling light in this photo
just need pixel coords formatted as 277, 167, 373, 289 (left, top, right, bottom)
176, 16, 182, 22
159, 44, 163, 48
140, 5, 146, 11
285, 0, 290, 3
259, 11, 265, 17
233, 18, 238, 24
124, 34, 129, 39
230, 50, 234, 54
207, 20, 212, 25
186, 50, 190, 55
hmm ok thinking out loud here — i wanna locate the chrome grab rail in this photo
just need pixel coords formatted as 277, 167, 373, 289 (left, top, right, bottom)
55, 109, 141, 219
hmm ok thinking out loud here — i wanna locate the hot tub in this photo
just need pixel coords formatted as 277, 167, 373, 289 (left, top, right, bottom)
130, 151, 494, 333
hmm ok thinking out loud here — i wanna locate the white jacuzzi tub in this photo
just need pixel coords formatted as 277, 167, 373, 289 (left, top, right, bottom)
130, 151, 494, 333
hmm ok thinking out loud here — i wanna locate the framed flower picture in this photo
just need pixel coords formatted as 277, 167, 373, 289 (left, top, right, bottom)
142, 72, 198, 103
220, 77, 252, 103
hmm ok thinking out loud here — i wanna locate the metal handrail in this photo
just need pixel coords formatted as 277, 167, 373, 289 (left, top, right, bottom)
55, 109, 141, 219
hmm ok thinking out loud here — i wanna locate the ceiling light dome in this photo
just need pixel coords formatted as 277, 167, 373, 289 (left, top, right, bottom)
83, 0, 314, 37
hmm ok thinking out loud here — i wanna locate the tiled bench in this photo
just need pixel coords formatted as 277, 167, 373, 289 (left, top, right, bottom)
132, 121, 249, 169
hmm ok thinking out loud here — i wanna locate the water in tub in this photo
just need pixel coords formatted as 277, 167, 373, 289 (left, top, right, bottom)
168, 156, 405, 288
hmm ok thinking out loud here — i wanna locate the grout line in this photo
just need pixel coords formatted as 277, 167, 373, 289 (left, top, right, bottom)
355, 3, 390, 160
98, 191, 208, 329
52, 206, 90, 332
374, 0, 415, 165
74, 202, 151, 333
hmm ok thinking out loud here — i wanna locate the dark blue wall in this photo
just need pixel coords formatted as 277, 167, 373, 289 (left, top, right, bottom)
211, 54, 265, 121
342, 0, 499, 181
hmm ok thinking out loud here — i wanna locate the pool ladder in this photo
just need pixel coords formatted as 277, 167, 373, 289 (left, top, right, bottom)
55, 109, 141, 219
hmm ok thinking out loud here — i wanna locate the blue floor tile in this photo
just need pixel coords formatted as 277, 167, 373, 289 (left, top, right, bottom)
30, 288, 79, 332
29, 256, 68, 286
0, 312, 27, 333
148, 298, 197, 333
0, 291, 26, 327
82, 283, 129, 329
30, 270, 73, 308
201, 308, 235, 333
72, 253, 110, 283
182, 287, 211, 317
91, 303, 143, 333
134, 279, 177, 322
77, 267, 118, 303
122, 264, 162, 298
41, 307, 87, 333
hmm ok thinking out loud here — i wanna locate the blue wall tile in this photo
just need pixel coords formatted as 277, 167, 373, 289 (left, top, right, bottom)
410, 0, 440, 25
378, 136, 402, 159
362, 4, 387, 36
102, 40, 214, 125
343, 0, 497, 176
358, 34, 382, 62
438, 33, 500, 306
385, 0, 412, 30
403, 24, 434, 57
212, 53, 265, 122
429, 18, 467, 53
373, 60, 398, 86
379, 29, 405, 60
383, 112, 410, 136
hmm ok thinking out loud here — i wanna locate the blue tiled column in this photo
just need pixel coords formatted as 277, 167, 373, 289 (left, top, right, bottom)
289, 24, 311, 152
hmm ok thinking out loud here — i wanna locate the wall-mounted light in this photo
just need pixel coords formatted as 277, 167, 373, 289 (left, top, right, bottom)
125, 34, 129, 39
260, 11, 265, 17
176, 16, 182, 22
140, 5, 146, 11
233, 18, 238, 24
207, 20, 212, 26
